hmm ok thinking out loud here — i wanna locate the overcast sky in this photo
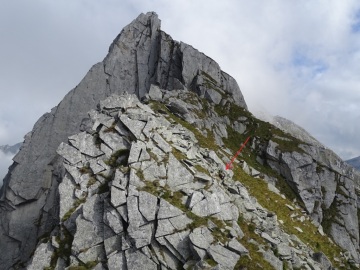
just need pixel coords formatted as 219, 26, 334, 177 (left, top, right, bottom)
1, 0, 360, 180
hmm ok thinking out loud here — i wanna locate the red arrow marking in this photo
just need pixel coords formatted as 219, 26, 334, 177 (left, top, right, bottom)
225, 136, 251, 170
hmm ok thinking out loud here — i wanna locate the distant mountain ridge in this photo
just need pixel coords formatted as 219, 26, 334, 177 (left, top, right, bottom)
346, 156, 360, 171
0, 143, 22, 155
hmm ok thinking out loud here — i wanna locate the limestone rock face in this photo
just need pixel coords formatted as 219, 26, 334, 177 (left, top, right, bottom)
17, 92, 337, 270
0, 12, 246, 269
264, 137, 360, 261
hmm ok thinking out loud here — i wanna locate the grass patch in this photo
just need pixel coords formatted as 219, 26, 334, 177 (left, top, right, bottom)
44, 226, 74, 270
231, 165, 345, 268
62, 197, 86, 222
104, 149, 130, 168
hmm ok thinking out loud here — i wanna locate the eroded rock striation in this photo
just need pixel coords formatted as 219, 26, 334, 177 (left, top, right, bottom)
0, 11, 359, 270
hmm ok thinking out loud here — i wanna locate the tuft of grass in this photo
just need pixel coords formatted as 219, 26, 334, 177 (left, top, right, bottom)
104, 149, 130, 168
86, 177, 97, 188
62, 197, 86, 222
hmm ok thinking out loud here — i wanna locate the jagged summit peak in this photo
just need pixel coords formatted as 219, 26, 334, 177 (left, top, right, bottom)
0, 12, 247, 269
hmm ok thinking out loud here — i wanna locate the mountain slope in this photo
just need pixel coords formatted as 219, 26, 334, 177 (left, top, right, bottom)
347, 156, 360, 171
0, 12, 246, 269
0, 12, 359, 270
26, 90, 346, 269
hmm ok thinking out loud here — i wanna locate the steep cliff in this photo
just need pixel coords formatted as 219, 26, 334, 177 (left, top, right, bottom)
1, 12, 359, 270
0, 12, 246, 269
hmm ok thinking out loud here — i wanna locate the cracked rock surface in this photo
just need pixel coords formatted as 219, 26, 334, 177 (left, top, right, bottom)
24, 91, 343, 269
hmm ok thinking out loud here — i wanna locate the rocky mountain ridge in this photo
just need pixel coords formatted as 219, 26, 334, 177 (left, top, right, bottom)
347, 156, 360, 171
0, 143, 22, 155
26, 89, 343, 269
0, 11, 359, 270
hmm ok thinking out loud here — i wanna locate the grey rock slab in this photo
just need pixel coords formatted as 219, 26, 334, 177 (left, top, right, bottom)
208, 244, 240, 269
233, 121, 246, 134
119, 114, 146, 139
121, 235, 131, 251
125, 249, 158, 270
89, 110, 114, 129
216, 202, 236, 221
208, 150, 225, 168
68, 131, 104, 157
261, 232, 280, 245
142, 118, 160, 138
204, 89, 222, 104
167, 153, 194, 189
156, 236, 184, 263
142, 161, 167, 181
141, 246, 160, 265
158, 198, 184, 219
312, 252, 332, 270
129, 168, 145, 188
112, 169, 129, 190
128, 141, 147, 164
89, 159, 106, 174
127, 196, 147, 227
244, 202, 256, 212
108, 251, 126, 270
165, 230, 191, 261
83, 194, 103, 223
208, 185, 231, 204
169, 214, 193, 231
77, 244, 105, 264
260, 248, 283, 270
191, 245, 207, 260
148, 84, 163, 101
59, 174, 76, 219
168, 99, 190, 115
110, 186, 127, 207
104, 206, 124, 234
93, 263, 106, 270
191, 192, 221, 217
228, 238, 248, 255
231, 221, 244, 239
189, 191, 205, 209
277, 242, 291, 258
152, 239, 181, 269
63, 163, 82, 183
100, 142, 113, 157
99, 126, 130, 151
57, 142, 82, 165
100, 93, 138, 111
194, 172, 212, 182
127, 107, 152, 121
152, 133, 172, 153
117, 204, 128, 223
139, 191, 158, 221
27, 242, 54, 270
156, 218, 177, 238
189, 227, 214, 250
128, 222, 154, 248
104, 235, 121, 256
72, 216, 103, 253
